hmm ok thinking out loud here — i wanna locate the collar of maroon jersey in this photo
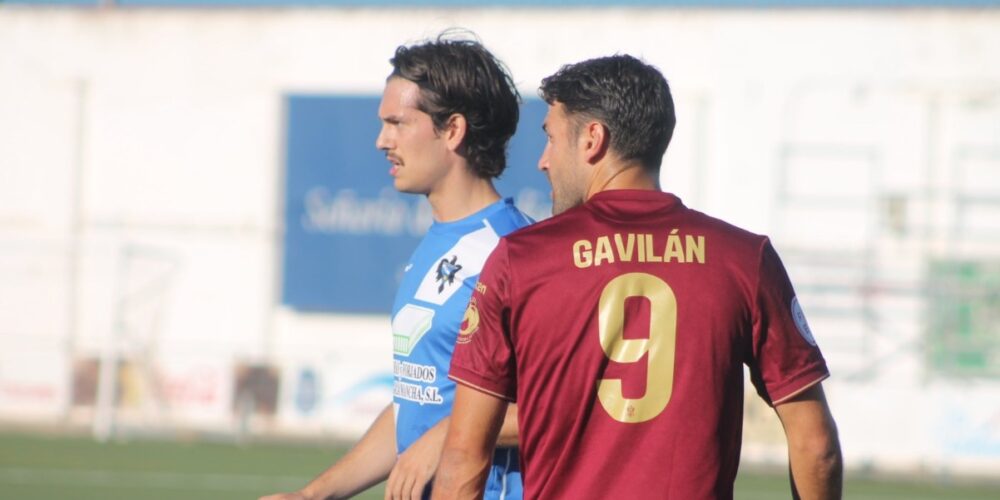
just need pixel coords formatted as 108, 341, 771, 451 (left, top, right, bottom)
580, 189, 685, 223
586, 189, 683, 212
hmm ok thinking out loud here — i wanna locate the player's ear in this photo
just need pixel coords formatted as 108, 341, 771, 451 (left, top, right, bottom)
581, 120, 609, 165
443, 113, 468, 153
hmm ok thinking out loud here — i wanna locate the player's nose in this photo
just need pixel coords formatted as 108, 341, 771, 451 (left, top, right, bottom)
537, 142, 553, 171
375, 124, 390, 151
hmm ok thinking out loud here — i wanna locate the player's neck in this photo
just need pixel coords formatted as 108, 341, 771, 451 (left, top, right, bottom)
427, 168, 501, 223
587, 159, 659, 198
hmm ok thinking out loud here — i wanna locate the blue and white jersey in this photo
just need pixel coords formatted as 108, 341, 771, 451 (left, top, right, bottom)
391, 197, 530, 500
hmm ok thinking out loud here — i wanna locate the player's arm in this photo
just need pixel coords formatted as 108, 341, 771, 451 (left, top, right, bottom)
386, 403, 518, 499
496, 403, 519, 447
259, 403, 398, 500
774, 383, 843, 500
430, 384, 508, 500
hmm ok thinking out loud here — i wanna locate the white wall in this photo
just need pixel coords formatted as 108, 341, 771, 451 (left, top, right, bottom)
1, 7, 999, 475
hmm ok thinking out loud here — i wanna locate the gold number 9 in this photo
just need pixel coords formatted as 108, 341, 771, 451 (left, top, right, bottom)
597, 272, 677, 423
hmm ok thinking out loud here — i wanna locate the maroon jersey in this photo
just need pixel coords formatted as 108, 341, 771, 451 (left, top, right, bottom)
450, 190, 829, 500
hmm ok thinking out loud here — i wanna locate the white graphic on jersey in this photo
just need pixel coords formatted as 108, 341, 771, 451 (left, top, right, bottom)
392, 304, 435, 356
791, 296, 817, 346
413, 221, 500, 305
404, 263, 413, 272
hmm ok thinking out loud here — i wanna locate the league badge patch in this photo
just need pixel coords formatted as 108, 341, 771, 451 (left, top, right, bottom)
791, 296, 817, 346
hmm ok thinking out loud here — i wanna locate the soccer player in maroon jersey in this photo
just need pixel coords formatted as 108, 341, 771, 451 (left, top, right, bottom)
432, 55, 843, 500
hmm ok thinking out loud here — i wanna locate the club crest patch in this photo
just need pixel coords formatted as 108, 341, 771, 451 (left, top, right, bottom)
436, 255, 463, 293
791, 296, 817, 346
457, 298, 480, 344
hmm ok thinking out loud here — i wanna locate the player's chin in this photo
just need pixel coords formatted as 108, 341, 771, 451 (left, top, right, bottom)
393, 178, 423, 195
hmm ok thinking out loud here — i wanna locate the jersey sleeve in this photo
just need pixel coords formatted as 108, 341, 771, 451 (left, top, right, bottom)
747, 239, 830, 406
448, 238, 517, 402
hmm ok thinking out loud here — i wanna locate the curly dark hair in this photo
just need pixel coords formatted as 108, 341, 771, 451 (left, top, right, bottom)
390, 32, 520, 179
539, 54, 675, 173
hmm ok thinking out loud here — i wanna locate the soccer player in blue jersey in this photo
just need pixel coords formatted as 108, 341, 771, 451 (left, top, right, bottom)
261, 34, 529, 500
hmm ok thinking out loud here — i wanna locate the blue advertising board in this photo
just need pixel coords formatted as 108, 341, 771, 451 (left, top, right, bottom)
282, 95, 551, 313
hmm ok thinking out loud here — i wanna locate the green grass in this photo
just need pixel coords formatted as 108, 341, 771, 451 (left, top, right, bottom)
0, 431, 385, 500
736, 469, 1000, 500
1, 431, 997, 499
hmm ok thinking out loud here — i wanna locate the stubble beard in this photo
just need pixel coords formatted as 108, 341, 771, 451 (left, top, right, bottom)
550, 182, 586, 216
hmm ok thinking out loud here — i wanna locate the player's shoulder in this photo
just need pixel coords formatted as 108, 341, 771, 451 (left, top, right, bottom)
681, 207, 772, 259
484, 198, 534, 237
501, 203, 583, 241
489, 205, 594, 264
687, 207, 766, 241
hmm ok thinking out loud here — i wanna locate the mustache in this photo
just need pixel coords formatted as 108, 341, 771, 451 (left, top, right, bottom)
386, 153, 403, 164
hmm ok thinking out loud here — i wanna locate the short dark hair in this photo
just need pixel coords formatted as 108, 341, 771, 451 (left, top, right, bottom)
390, 32, 520, 179
539, 55, 675, 172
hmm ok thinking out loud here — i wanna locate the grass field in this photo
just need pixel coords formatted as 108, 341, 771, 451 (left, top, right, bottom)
1, 431, 998, 499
